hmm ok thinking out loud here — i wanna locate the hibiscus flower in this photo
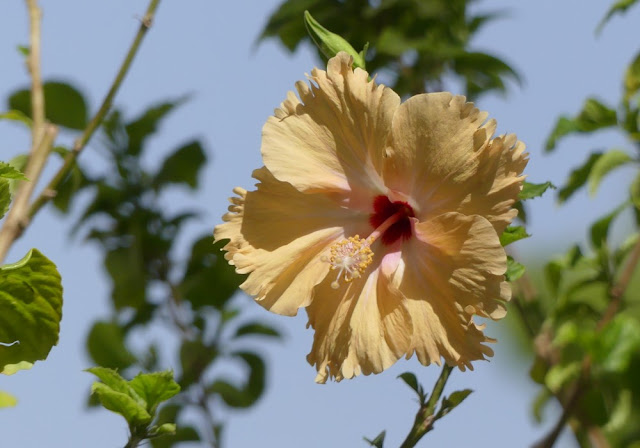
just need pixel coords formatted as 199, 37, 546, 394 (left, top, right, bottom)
215, 52, 528, 383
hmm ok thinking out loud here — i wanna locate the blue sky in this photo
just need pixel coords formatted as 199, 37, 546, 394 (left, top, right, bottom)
1, 0, 639, 446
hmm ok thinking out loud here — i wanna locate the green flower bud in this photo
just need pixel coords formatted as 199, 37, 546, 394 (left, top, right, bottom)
304, 11, 368, 70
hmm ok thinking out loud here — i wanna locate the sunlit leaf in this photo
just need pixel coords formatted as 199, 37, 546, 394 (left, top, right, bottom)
0, 391, 17, 408
505, 256, 525, 282
545, 361, 581, 393
624, 50, 640, 100
129, 370, 180, 414
0, 249, 62, 371
500, 226, 530, 246
91, 382, 152, 426
592, 315, 640, 374
8, 81, 88, 130
0, 110, 32, 127
519, 181, 556, 200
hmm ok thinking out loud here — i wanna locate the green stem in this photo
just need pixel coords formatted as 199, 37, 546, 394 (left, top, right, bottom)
28, 0, 162, 220
399, 365, 454, 448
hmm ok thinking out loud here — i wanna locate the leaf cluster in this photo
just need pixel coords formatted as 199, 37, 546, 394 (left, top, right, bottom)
260, 0, 520, 98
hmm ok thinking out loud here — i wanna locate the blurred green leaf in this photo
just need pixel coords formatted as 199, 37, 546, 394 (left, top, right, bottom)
578, 389, 609, 426
545, 361, 581, 393
519, 181, 556, 200
179, 339, 217, 388
125, 97, 188, 156
558, 152, 603, 203
605, 389, 632, 433
8, 81, 88, 130
592, 315, 640, 374
545, 99, 617, 152
506, 256, 525, 282
0, 391, 17, 408
0, 161, 28, 181
105, 245, 148, 310
50, 147, 88, 213
151, 426, 200, 448
233, 322, 281, 340
153, 140, 206, 190
179, 237, 243, 310
500, 226, 530, 246
86, 321, 136, 370
630, 171, 640, 210
590, 202, 627, 249
588, 149, 632, 195
598, 0, 639, 32
529, 356, 549, 385
0, 110, 32, 127
531, 388, 551, 423
0, 249, 62, 371
364, 430, 386, 448
624, 50, 640, 100
208, 352, 266, 408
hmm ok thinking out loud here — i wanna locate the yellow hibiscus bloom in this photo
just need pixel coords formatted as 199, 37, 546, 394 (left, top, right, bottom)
215, 52, 528, 383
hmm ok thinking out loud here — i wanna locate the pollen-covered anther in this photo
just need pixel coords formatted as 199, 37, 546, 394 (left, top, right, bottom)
324, 235, 374, 289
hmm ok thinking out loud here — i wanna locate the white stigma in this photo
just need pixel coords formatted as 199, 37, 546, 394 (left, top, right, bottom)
324, 235, 374, 289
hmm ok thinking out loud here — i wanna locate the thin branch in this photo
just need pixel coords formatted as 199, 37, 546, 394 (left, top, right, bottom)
399, 365, 454, 448
24, 0, 45, 145
28, 0, 162, 220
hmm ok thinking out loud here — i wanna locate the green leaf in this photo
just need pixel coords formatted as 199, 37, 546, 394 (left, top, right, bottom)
152, 140, 207, 190
397, 372, 425, 402
605, 389, 632, 433
545, 361, 581, 393
592, 315, 640, 374
578, 389, 609, 426
149, 423, 176, 437
208, 352, 266, 408
625, 51, 640, 101
233, 322, 281, 339
436, 389, 473, 420
545, 99, 617, 152
0, 179, 10, 220
8, 81, 88, 130
0, 110, 32, 127
630, 172, 640, 210
500, 226, 530, 246
150, 426, 200, 448
0, 391, 17, 408
558, 152, 603, 203
529, 356, 549, 385
531, 388, 552, 423
519, 181, 556, 200
0, 249, 63, 371
0, 161, 28, 181
86, 321, 136, 370
598, 0, 639, 32
129, 370, 180, 414
91, 382, 152, 426
125, 97, 188, 156
590, 202, 628, 249
179, 339, 217, 388
179, 236, 243, 310
364, 430, 386, 448
104, 245, 147, 310
505, 256, 525, 282
304, 11, 366, 69
588, 149, 633, 195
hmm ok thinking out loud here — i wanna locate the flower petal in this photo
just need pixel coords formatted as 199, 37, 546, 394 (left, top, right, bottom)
385, 93, 527, 231
390, 213, 509, 370
214, 167, 360, 316
262, 52, 400, 199
306, 256, 412, 383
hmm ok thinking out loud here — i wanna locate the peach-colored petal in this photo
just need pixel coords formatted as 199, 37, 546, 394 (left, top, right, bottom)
306, 256, 412, 383
388, 213, 509, 369
262, 52, 400, 201
214, 168, 366, 316
385, 93, 528, 231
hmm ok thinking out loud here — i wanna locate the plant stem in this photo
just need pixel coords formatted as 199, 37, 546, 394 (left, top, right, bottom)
399, 364, 454, 448
0, 0, 55, 264
28, 0, 162, 220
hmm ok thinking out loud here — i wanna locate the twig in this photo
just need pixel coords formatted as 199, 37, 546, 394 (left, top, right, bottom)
28, 0, 162, 220
399, 364, 454, 448
24, 0, 45, 146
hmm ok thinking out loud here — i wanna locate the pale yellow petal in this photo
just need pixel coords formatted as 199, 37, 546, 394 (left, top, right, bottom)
262, 52, 400, 197
385, 92, 527, 231
389, 213, 509, 369
214, 167, 365, 316
306, 257, 412, 383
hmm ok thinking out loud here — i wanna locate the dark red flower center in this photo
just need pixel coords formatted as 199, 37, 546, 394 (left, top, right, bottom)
369, 195, 415, 246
